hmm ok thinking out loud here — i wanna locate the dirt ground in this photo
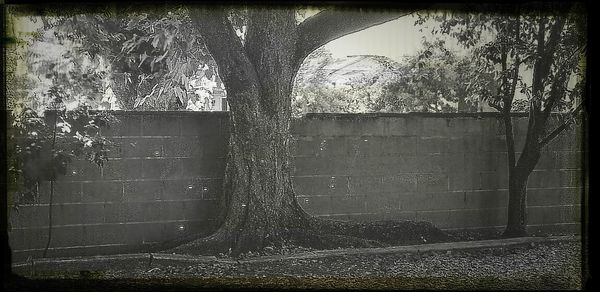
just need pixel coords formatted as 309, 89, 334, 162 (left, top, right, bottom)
8, 239, 584, 290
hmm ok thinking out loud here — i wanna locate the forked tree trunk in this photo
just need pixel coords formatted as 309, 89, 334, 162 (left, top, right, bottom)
502, 121, 541, 238
185, 7, 412, 254
190, 9, 313, 254
211, 90, 311, 253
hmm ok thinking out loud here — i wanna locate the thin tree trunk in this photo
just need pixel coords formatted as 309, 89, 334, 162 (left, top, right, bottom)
504, 170, 530, 237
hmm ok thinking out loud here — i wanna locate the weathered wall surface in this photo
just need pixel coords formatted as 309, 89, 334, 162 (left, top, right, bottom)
8, 112, 585, 261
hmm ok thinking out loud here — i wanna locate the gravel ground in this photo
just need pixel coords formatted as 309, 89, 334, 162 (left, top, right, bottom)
21, 240, 580, 289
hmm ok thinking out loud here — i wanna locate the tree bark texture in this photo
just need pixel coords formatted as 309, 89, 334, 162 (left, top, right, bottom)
185, 7, 410, 254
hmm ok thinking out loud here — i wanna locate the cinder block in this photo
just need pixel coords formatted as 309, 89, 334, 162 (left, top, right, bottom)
79, 203, 105, 224
558, 169, 584, 188
419, 154, 446, 173
22, 228, 49, 249
422, 118, 451, 136
120, 202, 145, 222
161, 201, 187, 221
527, 206, 546, 225
38, 181, 82, 204
119, 222, 147, 245
348, 175, 383, 194
404, 117, 423, 136
382, 136, 417, 156
142, 158, 181, 179
8, 229, 24, 251
299, 195, 333, 216
15, 205, 49, 228
479, 171, 508, 190
179, 158, 225, 178
399, 192, 430, 211
527, 188, 583, 207
103, 115, 142, 137
417, 137, 448, 154
555, 151, 584, 170
194, 178, 223, 200
384, 117, 408, 136
533, 151, 555, 170
82, 224, 125, 245
527, 170, 561, 188
294, 176, 341, 196
465, 190, 508, 210
141, 114, 181, 136
162, 137, 203, 158
293, 157, 344, 176
356, 136, 385, 156
314, 119, 346, 136
52, 203, 83, 226
142, 202, 164, 222
480, 118, 500, 137
381, 174, 417, 193
448, 168, 480, 191
363, 192, 400, 213
182, 200, 219, 221
483, 135, 508, 152
421, 192, 467, 211
123, 180, 164, 202
120, 137, 164, 158
57, 160, 102, 182
202, 135, 228, 158
361, 118, 388, 136
180, 115, 221, 136
82, 181, 123, 203
103, 202, 122, 223
290, 119, 309, 136
49, 225, 84, 247
142, 222, 167, 243
101, 159, 143, 180
354, 156, 428, 174
315, 137, 351, 157
329, 195, 367, 214
291, 136, 315, 157
546, 130, 583, 151
416, 173, 448, 193
463, 135, 484, 153
469, 153, 498, 172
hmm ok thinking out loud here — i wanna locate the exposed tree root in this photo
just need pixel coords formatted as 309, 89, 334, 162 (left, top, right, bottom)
163, 216, 450, 257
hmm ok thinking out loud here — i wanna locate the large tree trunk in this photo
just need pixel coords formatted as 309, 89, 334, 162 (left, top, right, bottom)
172, 7, 419, 255
183, 9, 313, 255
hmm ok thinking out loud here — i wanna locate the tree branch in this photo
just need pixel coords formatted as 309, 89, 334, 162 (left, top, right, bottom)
295, 9, 414, 66
188, 8, 259, 96
539, 102, 583, 147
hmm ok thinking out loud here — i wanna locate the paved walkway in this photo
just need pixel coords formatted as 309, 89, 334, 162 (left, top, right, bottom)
13, 235, 579, 271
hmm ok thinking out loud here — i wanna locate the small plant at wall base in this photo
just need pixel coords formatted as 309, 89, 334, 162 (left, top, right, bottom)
8, 89, 117, 257
428, 3, 586, 237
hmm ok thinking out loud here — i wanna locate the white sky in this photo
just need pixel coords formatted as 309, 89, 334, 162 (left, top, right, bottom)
325, 15, 425, 61
324, 14, 464, 62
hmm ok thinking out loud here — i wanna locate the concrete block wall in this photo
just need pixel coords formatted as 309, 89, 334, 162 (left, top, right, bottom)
8, 112, 585, 261
8, 112, 229, 261
291, 113, 584, 235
